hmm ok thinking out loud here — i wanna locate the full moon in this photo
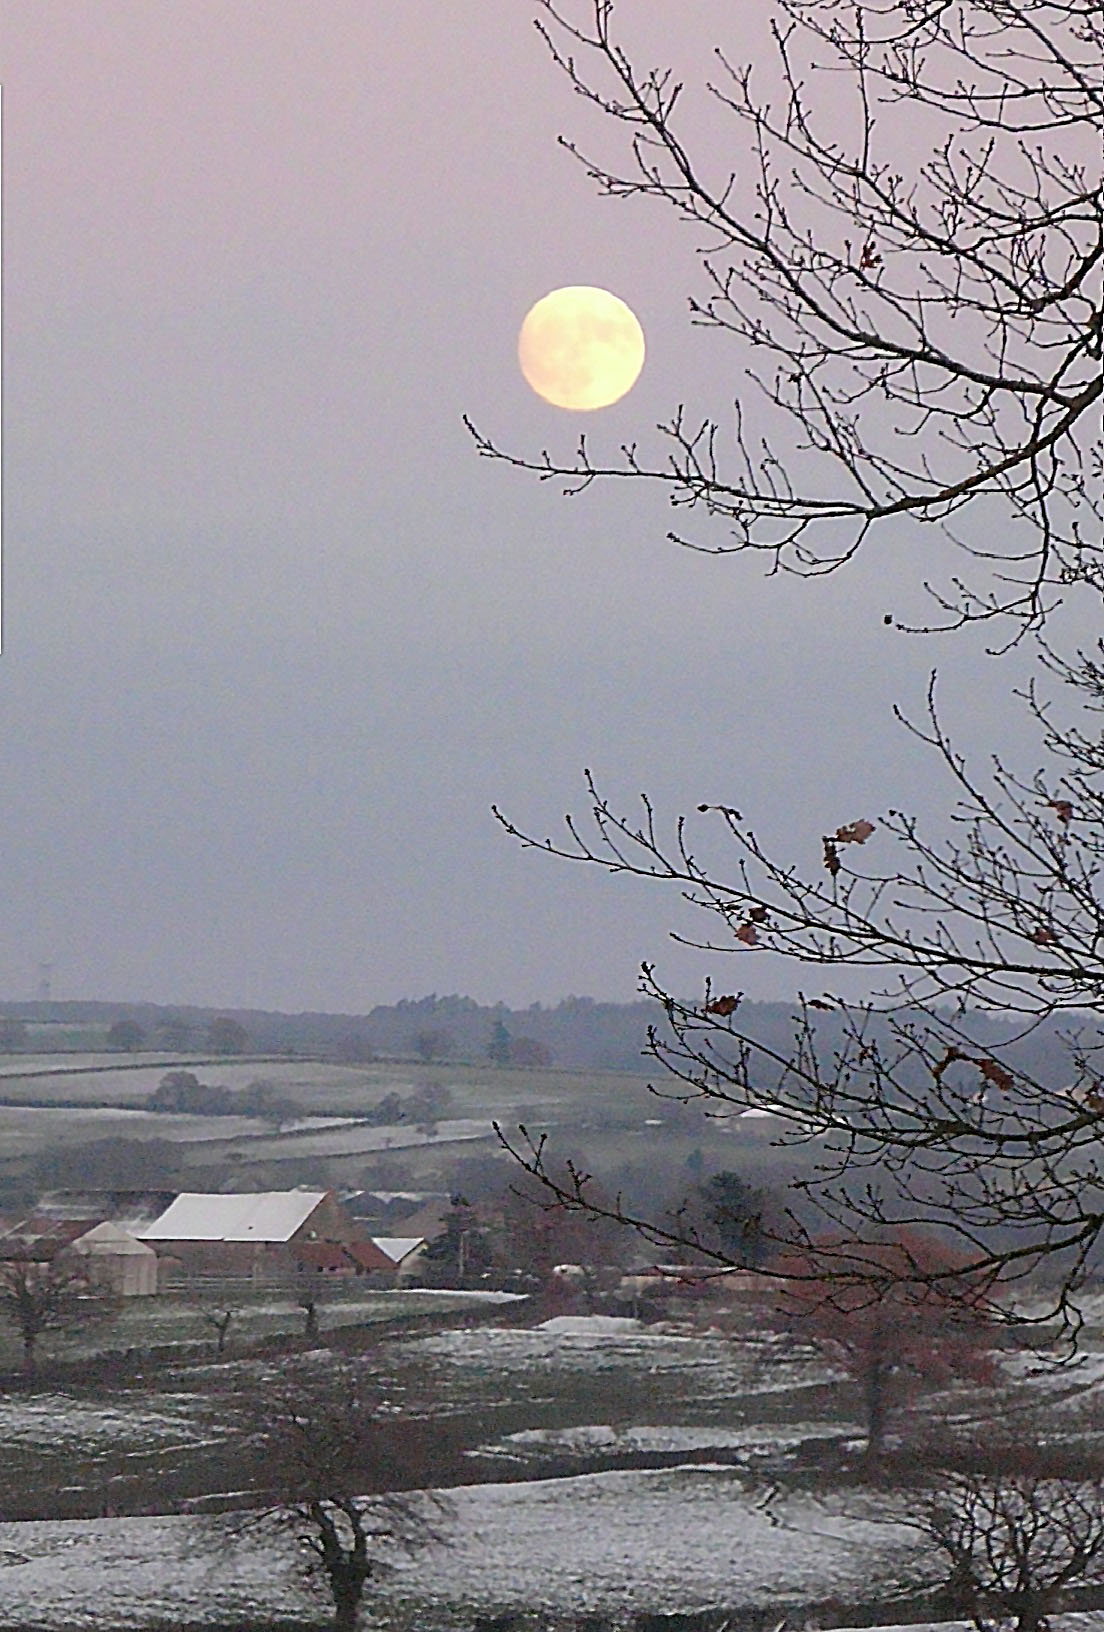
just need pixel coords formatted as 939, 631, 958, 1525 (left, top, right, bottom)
518, 286, 645, 411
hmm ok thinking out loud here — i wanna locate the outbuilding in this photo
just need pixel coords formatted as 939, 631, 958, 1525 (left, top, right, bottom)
67, 1221, 159, 1296
372, 1236, 427, 1284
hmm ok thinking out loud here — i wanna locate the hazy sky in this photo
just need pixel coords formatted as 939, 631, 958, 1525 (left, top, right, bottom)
3, 2, 1084, 1013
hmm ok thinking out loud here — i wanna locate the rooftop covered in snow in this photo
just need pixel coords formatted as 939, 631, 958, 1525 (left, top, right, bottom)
136, 1191, 329, 1243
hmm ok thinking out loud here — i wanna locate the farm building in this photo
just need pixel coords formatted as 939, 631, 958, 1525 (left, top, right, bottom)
0, 1216, 102, 1259
292, 1239, 396, 1279
65, 1222, 158, 1296
135, 1189, 363, 1278
372, 1236, 428, 1284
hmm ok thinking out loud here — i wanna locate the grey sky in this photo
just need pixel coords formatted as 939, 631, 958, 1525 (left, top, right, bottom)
3, 2, 1083, 1011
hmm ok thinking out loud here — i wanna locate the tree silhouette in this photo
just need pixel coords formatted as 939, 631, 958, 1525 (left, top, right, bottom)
0, 1254, 107, 1381
469, 0, 1101, 632
479, 1, 1103, 1339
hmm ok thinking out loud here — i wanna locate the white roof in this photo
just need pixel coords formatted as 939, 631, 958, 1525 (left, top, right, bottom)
372, 1236, 426, 1264
136, 1191, 329, 1244
71, 1221, 157, 1257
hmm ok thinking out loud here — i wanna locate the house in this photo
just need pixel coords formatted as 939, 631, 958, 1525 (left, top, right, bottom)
343, 1240, 400, 1277
372, 1236, 428, 1284
135, 1190, 362, 1278
65, 1222, 158, 1296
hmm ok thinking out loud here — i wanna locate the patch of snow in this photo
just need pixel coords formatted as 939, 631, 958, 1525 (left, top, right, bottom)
380, 1469, 928, 1617
537, 1314, 642, 1335
479, 1419, 849, 1461
412, 1322, 847, 1395
0, 1393, 216, 1451
397, 1288, 527, 1301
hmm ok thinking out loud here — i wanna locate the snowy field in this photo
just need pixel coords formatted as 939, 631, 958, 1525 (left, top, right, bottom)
0, 1393, 216, 1453
473, 1417, 855, 1468
0, 1286, 525, 1373
0, 1103, 269, 1156
411, 1315, 848, 1398
184, 1115, 496, 1161
0, 1470, 931, 1629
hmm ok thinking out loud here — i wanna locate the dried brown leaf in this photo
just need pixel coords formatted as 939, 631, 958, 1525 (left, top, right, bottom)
705, 995, 739, 1017
978, 1059, 1014, 1094
835, 819, 875, 845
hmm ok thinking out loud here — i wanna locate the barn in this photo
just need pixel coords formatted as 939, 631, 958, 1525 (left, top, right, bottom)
134, 1190, 361, 1278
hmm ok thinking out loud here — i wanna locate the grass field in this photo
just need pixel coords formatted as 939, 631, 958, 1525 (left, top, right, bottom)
0, 1049, 816, 1197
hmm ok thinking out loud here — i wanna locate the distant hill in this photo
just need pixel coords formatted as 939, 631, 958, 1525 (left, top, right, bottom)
0, 994, 1097, 1086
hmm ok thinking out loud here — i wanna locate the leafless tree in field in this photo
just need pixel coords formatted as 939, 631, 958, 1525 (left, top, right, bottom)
917, 1451, 1104, 1631
201, 1305, 235, 1357
0, 1254, 111, 1382
469, 0, 1101, 634
239, 1363, 448, 1632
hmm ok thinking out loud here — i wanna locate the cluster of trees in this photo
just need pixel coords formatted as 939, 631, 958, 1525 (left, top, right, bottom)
361, 1081, 454, 1134
28, 1134, 178, 1192
487, 1021, 554, 1068
104, 1016, 250, 1054
146, 1071, 302, 1125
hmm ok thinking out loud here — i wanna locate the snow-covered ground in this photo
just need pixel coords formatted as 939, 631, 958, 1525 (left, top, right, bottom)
474, 1418, 853, 1465
0, 1470, 930, 1628
207, 1114, 494, 1158
0, 1511, 288, 1629
381, 1469, 929, 1618
0, 1393, 214, 1452
413, 1317, 847, 1395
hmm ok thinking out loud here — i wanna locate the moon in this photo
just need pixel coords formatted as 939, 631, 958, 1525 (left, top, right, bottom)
518, 286, 645, 411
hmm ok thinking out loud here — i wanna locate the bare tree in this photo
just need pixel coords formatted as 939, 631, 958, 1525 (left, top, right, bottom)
468, 0, 1102, 633
495, 644, 1103, 1333
919, 1458, 1104, 1631
292, 1268, 323, 1340
202, 1306, 235, 1357
242, 1364, 447, 1632
0, 1254, 107, 1381
470, 2, 1101, 1336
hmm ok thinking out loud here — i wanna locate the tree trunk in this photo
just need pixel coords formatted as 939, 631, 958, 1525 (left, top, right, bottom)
22, 1333, 36, 1382
330, 1567, 364, 1632
864, 1353, 887, 1461
1014, 1598, 1051, 1632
